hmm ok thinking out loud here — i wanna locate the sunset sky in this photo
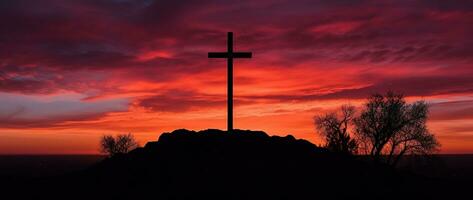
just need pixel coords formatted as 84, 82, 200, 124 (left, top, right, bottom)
0, 0, 472, 154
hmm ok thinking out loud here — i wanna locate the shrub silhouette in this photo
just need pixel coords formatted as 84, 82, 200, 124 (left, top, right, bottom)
314, 105, 358, 154
354, 91, 440, 166
314, 92, 440, 166
100, 133, 138, 157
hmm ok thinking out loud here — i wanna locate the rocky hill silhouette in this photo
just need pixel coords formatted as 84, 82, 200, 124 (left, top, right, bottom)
7, 129, 456, 200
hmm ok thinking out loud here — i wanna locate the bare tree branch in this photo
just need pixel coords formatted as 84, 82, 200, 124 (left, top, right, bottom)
314, 105, 358, 155
100, 133, 139, 157
354, 91, 440, 166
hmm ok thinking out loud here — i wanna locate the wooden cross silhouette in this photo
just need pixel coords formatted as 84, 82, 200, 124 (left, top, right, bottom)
208, 32, 252, 132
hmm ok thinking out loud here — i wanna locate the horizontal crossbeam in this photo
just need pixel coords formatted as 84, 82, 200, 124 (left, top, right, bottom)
208, 52, 252, 58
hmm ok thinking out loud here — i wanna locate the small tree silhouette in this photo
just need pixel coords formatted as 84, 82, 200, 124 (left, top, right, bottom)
100, 133, 139, 157
354, 92, 440, 166
314, 105, 358, 155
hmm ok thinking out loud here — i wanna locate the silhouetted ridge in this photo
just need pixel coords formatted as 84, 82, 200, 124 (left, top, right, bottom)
80, 129, 399, 200
133, 129, 323, 156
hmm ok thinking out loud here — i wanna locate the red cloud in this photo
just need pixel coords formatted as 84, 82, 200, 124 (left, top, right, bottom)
1, 0, 473, 153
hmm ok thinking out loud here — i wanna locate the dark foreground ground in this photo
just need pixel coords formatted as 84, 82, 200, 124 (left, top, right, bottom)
1, 129, 471, 199
0, 155, 105, 180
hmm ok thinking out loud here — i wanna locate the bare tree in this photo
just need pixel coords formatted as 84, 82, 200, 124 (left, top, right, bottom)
354, 92, 440, 166
100, 135, 117, 156
100, 133, 139, 157
314, 105, 358, 155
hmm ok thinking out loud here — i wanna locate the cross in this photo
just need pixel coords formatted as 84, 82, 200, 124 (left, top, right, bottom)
208, 32, 252, 132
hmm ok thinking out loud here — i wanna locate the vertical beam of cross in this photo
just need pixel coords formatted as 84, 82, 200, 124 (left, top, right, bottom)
208, 32, 252, 133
